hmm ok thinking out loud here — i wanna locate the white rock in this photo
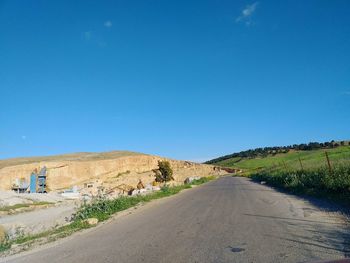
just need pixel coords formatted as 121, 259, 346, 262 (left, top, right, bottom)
85, 218, 98, 225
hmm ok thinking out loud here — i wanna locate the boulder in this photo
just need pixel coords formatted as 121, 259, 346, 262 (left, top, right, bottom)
184, 176, 201, 184
85, 218, 98, 226
137, 180, 145, 190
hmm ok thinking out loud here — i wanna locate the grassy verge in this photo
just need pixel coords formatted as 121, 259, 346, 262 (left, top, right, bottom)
74, 176, 215, 221
0, 177, 215, 253
216, 146, 350, 174
250, 164, 350, 205
0, 202, 53, 212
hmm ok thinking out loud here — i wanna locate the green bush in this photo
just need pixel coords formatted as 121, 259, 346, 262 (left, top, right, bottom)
153, 160, 174, 183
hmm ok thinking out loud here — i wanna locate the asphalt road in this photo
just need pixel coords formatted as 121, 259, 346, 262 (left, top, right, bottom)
3, 176, 350, 263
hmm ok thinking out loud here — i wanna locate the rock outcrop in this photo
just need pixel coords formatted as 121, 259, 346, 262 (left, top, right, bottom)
0, 152, 225, 192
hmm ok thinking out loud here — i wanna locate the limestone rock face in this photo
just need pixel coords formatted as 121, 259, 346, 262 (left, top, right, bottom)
0, 152, 225, 192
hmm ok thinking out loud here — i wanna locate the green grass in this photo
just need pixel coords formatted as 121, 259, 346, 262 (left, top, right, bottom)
251, 164, 350, 205
0, 202, 53, 212
215, 146, 350, 174
73, 179, 214, 221
0, 177, 215, 253
213, 146, 350, 206
187, 176, 215, 186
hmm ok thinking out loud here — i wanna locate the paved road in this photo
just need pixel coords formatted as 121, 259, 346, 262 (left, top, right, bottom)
2, 177, 350, 263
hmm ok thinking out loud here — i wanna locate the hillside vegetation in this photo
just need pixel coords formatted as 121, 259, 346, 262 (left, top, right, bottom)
207, 141, 350, 205
206, 142, 350, 174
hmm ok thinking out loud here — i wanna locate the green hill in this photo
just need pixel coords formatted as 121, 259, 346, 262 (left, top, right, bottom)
207, 143, 350, 174
207, 142, 350, 205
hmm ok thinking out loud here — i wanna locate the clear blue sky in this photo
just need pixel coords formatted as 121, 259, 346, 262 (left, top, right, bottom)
1, 0, 349, 161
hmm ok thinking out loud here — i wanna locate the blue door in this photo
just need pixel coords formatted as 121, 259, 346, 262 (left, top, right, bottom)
30, 173, 37, 193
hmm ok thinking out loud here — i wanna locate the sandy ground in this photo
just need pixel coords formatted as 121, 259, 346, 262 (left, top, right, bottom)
0, 191, 67, 207
0, 202, 78, 239
0, 191, 79, 239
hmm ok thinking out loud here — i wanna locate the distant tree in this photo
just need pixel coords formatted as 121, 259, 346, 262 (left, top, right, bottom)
204, 140, 341, 164
153, 160, 174, 183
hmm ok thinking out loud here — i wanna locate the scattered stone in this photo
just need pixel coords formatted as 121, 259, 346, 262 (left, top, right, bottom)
184, 176, 201, 184
152, 181, 159, 186
260, 181, 266, 185
131, 189, 148, 196
4, 223, 26, 240
85, 218, 98, 226
152, 186, 161, 191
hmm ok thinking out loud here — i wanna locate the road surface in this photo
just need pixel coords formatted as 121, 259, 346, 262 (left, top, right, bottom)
2, 176, 349, 263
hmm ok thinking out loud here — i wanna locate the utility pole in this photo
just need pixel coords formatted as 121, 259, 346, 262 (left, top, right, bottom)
325, 151, 332, 174
298, 157, 304, 171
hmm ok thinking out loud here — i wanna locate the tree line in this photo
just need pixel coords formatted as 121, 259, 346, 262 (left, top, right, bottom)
205, 140, 349, 164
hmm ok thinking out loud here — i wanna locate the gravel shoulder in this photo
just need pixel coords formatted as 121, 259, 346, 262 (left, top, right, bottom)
0, 191, 80, 241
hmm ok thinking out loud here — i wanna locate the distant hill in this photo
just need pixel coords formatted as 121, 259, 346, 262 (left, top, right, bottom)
0, 151, 143, 169
205, 141, 350, 173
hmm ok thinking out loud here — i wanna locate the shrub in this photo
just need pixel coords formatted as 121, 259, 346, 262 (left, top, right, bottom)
153, 160, 174, 183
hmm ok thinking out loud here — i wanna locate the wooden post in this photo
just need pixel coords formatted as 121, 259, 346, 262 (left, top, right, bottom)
298, 157, 304, 171
325, 151, 332, 173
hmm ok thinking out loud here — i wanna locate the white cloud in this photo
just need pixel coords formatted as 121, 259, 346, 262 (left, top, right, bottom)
104, 21, 112, 28
21, 135, 26, 140
236, 2, 258, 26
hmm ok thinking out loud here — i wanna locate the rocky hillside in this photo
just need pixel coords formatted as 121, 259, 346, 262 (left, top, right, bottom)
0, 151, 225, 191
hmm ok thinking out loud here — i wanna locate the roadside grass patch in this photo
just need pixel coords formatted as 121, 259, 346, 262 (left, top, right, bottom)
0, 202, 53, 212
73, 182, 204, 222
188, 176, 215, 185
250, 164, 350, 205
0, 176, 215, 254
0, 242, 11, 253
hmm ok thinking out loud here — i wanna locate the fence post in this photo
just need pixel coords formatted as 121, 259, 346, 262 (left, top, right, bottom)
298, 157, 304, 171
325, 151, 332, 174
